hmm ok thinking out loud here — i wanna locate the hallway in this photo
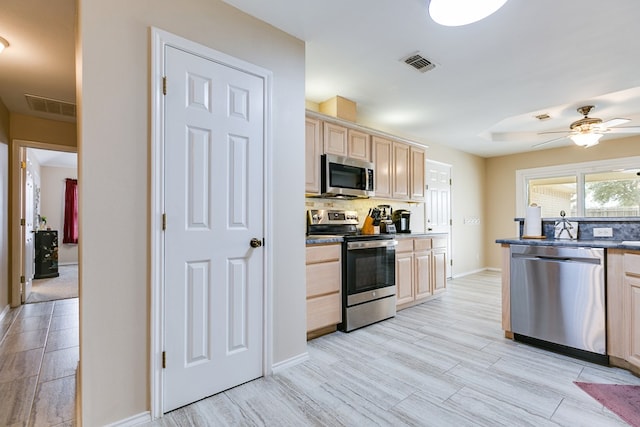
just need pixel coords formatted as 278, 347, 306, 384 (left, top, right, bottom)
0, 298, 78, 426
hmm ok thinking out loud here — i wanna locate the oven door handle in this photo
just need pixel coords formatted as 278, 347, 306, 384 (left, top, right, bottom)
347, 240, 397, 250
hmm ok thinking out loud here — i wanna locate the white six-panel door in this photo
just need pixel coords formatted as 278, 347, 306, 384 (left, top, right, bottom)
163, 45, 265, 412
426, 160, 452, 278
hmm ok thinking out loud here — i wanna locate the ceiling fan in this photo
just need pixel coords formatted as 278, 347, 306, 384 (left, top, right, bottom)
533, 105, 640, 148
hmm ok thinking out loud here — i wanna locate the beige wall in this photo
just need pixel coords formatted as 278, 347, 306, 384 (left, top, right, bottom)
10, 114, 76, 148
40, 166, 78, 264
77, 0, 305, 424
0, 99, 9, 313
485, 135, 640, 269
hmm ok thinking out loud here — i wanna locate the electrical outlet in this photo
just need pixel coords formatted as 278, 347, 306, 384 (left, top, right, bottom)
593, 227, 613, 238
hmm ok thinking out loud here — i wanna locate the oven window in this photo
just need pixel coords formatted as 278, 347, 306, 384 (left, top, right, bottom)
346, 246, 395, 294
329, 163, 364, 190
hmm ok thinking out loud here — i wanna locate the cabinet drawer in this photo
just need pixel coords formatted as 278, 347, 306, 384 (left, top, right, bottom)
396, 239, 414, 253
625, 252, 640, 276
307, 293, 341, 332
306, 244, 341, 264
413, 238, 431, 251
432, 237, 447, 248
306, 261, 341, 297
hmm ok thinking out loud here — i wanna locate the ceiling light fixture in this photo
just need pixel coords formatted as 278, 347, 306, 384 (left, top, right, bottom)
428, 0, 508, 26
570, 132, 603, 147
0, 36, 9, 54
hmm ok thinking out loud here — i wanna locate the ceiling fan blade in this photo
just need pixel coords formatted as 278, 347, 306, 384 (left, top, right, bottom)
600, 118, 631, 128
606, 126, 640, 133
532, 135, 568, 148
538, 130, 571, 135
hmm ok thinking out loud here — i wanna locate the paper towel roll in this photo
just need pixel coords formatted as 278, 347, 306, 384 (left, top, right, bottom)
524, 205, 542, 237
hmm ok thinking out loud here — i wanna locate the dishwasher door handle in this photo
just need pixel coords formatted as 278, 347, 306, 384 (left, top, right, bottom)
512, 254, 601, 265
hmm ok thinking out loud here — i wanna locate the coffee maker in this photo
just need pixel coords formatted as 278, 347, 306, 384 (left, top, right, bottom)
392, 209, 411, 233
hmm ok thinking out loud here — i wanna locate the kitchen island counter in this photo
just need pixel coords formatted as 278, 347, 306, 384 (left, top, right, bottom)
496, 237, 640, 250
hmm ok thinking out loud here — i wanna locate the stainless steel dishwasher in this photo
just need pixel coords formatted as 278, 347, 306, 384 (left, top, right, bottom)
510, 244, 607, 364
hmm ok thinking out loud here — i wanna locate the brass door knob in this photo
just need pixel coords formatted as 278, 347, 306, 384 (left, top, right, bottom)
250, 238, 263, 248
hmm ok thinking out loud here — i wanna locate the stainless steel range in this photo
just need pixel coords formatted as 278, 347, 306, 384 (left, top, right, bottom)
307, 209, 397, 332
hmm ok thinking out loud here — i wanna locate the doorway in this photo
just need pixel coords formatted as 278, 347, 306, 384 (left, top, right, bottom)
24, 147, 78, 303
10, 140, 77, 307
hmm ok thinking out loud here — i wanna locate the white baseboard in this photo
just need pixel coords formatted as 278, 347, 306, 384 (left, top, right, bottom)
104, 411, 151, 427
271, 351, 309, 374
452, 267, 493, 278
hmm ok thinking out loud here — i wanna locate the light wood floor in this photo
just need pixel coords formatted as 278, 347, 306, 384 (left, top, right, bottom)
3, 272, 640, 426
0, 297, 78, 426
149, 271, 640, 426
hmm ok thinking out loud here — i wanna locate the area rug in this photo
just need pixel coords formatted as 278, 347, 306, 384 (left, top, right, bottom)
26, 264, 78, 303
574, 381, 640, 427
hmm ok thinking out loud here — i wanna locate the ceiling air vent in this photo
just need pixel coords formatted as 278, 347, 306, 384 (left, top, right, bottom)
401, 52, 436, 73
25, 94, 76, 118
535, 113, 551, 121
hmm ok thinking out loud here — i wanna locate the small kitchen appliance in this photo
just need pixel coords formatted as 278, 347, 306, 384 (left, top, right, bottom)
307, 209, 397, 332
392, 209, 411, 233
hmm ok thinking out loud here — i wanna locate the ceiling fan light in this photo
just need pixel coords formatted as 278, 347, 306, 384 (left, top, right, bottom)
570, 132, 602, 147
0, 36, 9, 54
428, 0, 508, 26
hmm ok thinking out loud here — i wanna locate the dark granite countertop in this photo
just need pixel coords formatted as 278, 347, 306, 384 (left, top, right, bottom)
305, 235, 344, 245
306, 232, 449, 245
496, 237, 640, 250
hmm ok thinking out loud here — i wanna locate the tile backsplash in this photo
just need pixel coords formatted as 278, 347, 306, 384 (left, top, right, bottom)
305, 197, 426, 233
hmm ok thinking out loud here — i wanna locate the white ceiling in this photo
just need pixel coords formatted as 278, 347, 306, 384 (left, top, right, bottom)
2, 0, 640, 157
28, 148, 77, 169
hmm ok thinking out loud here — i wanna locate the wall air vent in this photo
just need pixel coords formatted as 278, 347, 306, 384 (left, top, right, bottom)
25, 94, 76, 118
401, 52, 436, 73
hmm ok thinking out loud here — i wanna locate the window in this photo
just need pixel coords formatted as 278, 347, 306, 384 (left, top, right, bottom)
516, 157, 640, 218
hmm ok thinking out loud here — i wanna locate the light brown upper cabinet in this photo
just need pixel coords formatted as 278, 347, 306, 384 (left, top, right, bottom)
392, 142, 410, 200
323, 122, 348, 157
323, 122, 371, 161
410, 146, 425, 201
372, 136, 393, 199
305, 117, 322, 194
347, 129, 370, 161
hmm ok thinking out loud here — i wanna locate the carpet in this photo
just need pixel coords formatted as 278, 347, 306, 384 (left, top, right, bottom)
26, 264, 78, 303
575, 381, 640, 427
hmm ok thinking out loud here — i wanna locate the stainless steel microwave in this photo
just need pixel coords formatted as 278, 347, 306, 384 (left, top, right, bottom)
321, 154, 375, 198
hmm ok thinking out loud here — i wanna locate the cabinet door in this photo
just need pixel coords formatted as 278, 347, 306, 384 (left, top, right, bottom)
305, 117, 321, 194
396, 252, 414, 306
410, 146, 425, 201
432, 249, 447, 294
348, 129, 370, 161
629, 277, 640, 368
373, 136, 392, 199
414, 251, 432, 301
392, 142, 410, 200
323, 122, 348, 156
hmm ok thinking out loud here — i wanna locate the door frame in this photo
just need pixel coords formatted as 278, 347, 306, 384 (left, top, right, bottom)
150, 27, 274, 419
10, 139, 77, 307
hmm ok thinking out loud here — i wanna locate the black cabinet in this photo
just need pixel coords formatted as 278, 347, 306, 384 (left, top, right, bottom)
34, 230, 59, 279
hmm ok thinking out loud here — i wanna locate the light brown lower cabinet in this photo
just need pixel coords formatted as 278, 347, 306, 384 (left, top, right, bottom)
396, 236, 447, 310
607, 249, 640, 375
306, 244, 342, 337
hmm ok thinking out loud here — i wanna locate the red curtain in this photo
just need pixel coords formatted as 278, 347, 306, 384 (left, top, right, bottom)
63, 179, 78, 244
